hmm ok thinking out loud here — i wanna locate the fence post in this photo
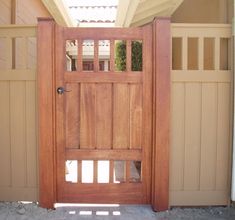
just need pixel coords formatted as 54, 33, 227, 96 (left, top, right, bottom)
37, 18, 56, 209
151, 17, 171, 211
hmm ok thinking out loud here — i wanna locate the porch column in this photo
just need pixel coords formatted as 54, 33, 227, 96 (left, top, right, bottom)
151, 17, 171, 211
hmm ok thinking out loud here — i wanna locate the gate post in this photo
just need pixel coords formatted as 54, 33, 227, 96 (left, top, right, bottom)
37, 18, 56, 209
151, 17, 171, 211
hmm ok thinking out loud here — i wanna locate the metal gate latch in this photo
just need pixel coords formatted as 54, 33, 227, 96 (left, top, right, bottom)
57, 87, 71, 94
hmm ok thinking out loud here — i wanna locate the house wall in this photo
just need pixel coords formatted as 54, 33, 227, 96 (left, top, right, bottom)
0, 0, 11, 69
16, 0, 50, 24
172, 0, 233, 24
0, 0, 11, 24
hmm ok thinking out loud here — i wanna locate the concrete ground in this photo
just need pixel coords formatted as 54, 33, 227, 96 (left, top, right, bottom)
1, 202, 235, 220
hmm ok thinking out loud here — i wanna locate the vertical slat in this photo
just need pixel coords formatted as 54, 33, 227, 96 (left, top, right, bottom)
55, 24, 67, 200
214, 37, 220, 70
12, 38, 16, 69
109, 160, 114, 183
26, 81, 37, 187
65, 83, 80, 148
182, 37, 188, 70
10, 81, 26, 187
184, 83, 201, 190
227, 38, 232, 70
126, 161, 130, 183
198, 37, 204, 70
126, 40, 132, 71
77, 39, 83, 72
200, 83, 217, 190
142, 24, 153, 205
22, 37, 28, 69
216, 83, 230, 190
80, 83, 96, 148
94, 40, 99, 72
77, 160, 82, 183
0, 81, 11, 187
113, 84, 129, 149
93, 160, 98, 183
96, 83, 112, 149
130, 84, 142, 149
5, 38, 12, 69
170, 83, 185, 191
109, 40, 114, 72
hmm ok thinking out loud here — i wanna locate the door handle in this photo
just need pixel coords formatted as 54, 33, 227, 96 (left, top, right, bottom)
57, 87, 71, 95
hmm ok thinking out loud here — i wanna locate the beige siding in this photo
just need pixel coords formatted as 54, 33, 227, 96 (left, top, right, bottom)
0, 0, 50, 25
0, 26, 37, 201
16, 0, 50, 24
0, 0, 11, 24
170, 24, 232, 206
172, 0, 232, 24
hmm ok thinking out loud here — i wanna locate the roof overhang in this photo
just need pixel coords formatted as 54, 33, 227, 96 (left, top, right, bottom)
41, 0, 77, 27
115, 0, 184, 27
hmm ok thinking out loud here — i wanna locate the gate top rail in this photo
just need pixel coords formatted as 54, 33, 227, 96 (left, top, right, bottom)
63, 26, 143, 40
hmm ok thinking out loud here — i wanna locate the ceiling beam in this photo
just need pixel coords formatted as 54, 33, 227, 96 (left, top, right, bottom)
136, 0, 167, 15
131, 8, 171, 27
132, 1, 173, 24
116, 0, 184, 27
41, 0, 77, 27
132, 0, 183, 24
115, 0, 140, 27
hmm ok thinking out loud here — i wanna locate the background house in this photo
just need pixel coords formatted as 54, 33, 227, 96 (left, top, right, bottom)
0, 0, 233, 207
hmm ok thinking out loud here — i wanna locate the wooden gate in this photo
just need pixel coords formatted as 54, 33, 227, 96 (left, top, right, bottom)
55, 23, 152, 204
38, 18, 170, 211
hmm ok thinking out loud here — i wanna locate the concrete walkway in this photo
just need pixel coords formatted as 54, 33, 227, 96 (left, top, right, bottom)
0, 202, 235, 220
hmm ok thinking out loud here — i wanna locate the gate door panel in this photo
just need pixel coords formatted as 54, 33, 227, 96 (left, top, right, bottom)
55, 25, 152, 203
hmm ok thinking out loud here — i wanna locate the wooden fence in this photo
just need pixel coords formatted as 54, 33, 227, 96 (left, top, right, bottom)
0, 25, 37, 201
170, 24, 232, 205
0, 23, 232, 205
